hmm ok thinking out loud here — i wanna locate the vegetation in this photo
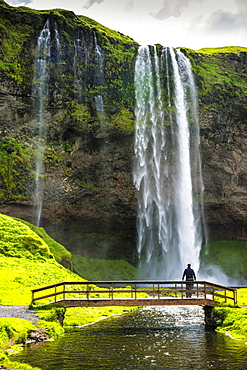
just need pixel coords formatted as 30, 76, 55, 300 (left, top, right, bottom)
14, 218, 72, 265
197, 46, 247, 54
72, 254, 137, 280
0, 139, 34, 203
215, 288, 247, 339
200, 240, 247, 281
0, 213, 139, 369
185, 47, 247, 99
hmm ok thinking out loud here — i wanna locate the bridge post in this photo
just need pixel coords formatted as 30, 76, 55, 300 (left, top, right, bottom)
203, 305, 218, 327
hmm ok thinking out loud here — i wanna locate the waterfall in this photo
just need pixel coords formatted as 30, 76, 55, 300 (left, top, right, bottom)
32, 19, 61, 226
32, 19, 51, 227
134, 46, 206, 279
73, 32, 88, 103
93, 32, 105, 113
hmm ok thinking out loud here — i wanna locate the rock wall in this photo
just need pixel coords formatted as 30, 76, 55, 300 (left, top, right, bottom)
0, 1, 246, 262
187, 49, 247, 239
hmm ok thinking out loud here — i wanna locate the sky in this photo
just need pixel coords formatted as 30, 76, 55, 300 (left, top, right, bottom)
5, 0, 247, 49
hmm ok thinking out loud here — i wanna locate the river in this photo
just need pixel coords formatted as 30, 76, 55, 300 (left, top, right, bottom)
12, 306, 247, 369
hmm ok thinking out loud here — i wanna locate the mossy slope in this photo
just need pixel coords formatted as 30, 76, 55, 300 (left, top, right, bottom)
72, 254, 137, 280
0, 213, 84, 305
0, 213, 137, 369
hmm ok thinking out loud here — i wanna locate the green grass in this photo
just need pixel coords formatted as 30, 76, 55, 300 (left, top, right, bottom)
72, 254, 137, 280
196, 46, 247, 54
0, 214, 52, 261
200, 240, 247, 281
0, 318, 35, 347
182, 46, 247, 102
0, 255, 83, 305
15, 218, 72, 265
0, 213, 139, 369
0, 318, 41, 369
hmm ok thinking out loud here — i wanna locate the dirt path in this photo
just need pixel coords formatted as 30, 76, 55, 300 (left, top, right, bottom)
0, 305, 39, 323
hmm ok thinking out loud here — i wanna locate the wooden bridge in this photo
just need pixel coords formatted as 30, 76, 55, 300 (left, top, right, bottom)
31, 280, 237, 309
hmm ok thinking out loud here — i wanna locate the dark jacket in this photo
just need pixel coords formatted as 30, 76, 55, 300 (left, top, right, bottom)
182, 267, 196, 281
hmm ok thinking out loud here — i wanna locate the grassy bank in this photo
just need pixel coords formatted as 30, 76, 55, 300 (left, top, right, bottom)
0, 214, 138, 369
215, 288, 247, 339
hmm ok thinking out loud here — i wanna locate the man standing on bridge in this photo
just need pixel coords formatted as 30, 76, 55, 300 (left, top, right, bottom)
182, 264, 196, 298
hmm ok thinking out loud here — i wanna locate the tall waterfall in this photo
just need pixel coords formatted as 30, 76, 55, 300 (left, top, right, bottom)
32, 19, 51, 227
134, 46, 206, 279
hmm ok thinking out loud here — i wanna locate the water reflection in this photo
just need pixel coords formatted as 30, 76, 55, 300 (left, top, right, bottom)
13, 306, 247, 369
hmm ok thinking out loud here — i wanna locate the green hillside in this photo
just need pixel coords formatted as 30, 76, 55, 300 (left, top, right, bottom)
0, 213, 137, 369
0, 214, 84, 305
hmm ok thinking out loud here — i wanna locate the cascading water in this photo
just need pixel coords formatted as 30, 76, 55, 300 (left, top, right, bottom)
134, 46, 206, 279
32, 19, 51, 227
93, 32, 105, 113
32, 19, 61, 226
73, 32, 88, 103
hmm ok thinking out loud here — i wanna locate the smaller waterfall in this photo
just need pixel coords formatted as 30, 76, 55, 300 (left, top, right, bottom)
54, 22, 62, 61
93, 32, 105, 113
33, 20, 61, 226
73, 32, 88, 103
134, 46, 206, 279
32, 19, 51, 227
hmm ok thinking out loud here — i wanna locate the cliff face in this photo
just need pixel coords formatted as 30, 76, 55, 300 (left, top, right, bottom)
0, 2, 246, 262
187, 48, 247, 239
0, 1, 138, 261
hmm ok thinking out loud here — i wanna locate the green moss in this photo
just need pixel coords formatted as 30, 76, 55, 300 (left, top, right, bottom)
14, 217, 72, 264
77, 15, 136, 46
0, 18, 34, 84
100, 108, 135, 136
38, 320, 64, 339
185, 47, 247, 99
216, 305, 247, 339
73, 180, 101, 191
66, 101, 94, 134
0, 318, 35, 346
0, 214, 52, 260
72, 254, 137, 280
196, 46, 247, 54
44, 148, 65, 168
0, 139, 34, 202
0, 213, 82, 305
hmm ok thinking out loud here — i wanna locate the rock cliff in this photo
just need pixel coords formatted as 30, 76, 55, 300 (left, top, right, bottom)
0, 1, 246, 262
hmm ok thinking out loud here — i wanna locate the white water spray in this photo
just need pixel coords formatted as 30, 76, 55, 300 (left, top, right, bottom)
134, 46, 206, 279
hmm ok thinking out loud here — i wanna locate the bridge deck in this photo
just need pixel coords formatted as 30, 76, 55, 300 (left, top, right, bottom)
53, 297, 216, 308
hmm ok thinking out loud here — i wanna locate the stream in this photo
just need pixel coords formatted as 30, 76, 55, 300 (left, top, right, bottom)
12, 306, 247, 369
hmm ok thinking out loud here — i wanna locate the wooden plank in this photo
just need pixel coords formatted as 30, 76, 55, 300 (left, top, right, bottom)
53, 298, 216, 308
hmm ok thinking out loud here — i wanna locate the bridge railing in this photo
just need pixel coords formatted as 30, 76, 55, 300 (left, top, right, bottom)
31, 280, 237, 305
